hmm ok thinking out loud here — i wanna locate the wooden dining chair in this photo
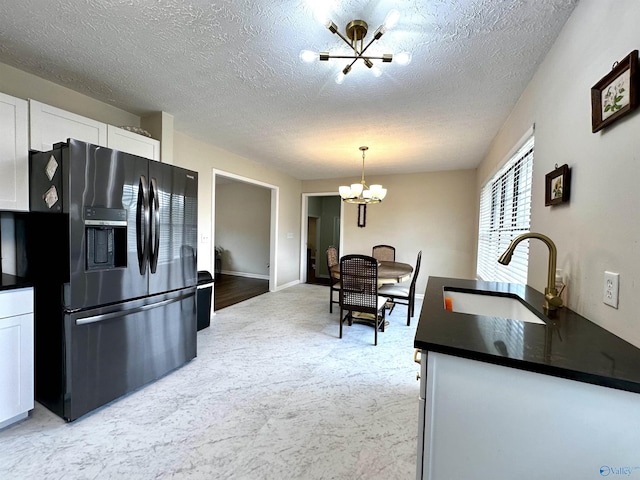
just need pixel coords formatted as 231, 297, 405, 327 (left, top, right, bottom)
326, 246, 340, 313
379, 250, 422, 326
339, 254, 388, 345
372, 244, 395, 262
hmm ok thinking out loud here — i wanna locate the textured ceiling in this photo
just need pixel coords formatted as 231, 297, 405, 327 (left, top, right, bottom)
0, 0, 578, 180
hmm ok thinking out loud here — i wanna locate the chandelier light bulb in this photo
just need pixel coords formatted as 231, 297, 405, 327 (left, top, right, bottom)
299, 50, 319, 63
395, 51, 412, 66
373, 25, 386, 40
384, 9, 400, 29
335, 71, 346, 84
309, 0, 336, 26
339, 186, 351, 198
371, 65, 382, 77
319, 16, 332, 28
369, 185, 387, 200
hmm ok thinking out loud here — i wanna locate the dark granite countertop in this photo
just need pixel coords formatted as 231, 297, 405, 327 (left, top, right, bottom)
0, 273, 32, 292
414, 276, 640, 394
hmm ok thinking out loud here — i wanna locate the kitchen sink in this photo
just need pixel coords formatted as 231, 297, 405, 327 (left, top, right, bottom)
443, 290, 545, 324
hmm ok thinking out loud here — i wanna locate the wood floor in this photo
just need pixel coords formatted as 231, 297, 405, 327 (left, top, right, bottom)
214, 273, 330, 311
214, 274, 269, 310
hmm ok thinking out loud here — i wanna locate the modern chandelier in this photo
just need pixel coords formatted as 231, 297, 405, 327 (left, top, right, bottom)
300, 9, 411, 84
339, 146, 387, 204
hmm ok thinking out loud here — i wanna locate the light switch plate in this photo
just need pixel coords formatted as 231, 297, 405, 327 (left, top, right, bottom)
603, 271, 619, 308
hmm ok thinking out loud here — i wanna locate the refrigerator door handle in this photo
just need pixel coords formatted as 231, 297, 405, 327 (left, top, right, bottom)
136, 175, 150, 275
149, 177, 160, 274
75, 291, 193, 325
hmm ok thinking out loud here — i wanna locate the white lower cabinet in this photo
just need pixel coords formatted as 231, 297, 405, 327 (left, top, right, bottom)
0, 92, 29, 211
418, 351, 640, 480
0, 287, 34, 429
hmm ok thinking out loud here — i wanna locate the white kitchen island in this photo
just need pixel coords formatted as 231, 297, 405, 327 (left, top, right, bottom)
415, 277, 640, 480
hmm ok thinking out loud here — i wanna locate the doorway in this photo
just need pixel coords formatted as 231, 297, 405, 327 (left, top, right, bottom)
301, 193, 343, 285
212, 171, 278, 310
306, 216, 320, 283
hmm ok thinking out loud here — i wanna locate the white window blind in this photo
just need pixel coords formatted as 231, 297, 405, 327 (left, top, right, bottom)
476, 135, 534, 284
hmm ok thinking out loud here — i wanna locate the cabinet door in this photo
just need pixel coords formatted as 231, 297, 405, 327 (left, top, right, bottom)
29, 99, 107, 151
0, 93, 29, 211
107, 124, 160, 160
0, 288, 34, 427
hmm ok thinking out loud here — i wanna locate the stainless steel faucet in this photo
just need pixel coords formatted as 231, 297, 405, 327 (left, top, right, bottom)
498, 232, 563, 312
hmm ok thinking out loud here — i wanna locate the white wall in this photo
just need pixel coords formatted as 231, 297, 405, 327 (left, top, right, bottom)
303, 169, 478, 296
215, 181, 270, 278
173, 132, 302, 288
477, 0, 640, 347
0, 63, 139, 127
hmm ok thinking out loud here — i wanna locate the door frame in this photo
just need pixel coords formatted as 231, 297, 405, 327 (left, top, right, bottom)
212, 169, 278, 292
300, 193, 343, 283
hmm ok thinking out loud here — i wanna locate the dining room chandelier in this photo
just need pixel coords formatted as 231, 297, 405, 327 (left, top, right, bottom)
300, 9, 411, 84
339, 146, 387, 204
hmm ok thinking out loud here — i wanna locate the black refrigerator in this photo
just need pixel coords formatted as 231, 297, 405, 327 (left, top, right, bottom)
26, 139, 198, 421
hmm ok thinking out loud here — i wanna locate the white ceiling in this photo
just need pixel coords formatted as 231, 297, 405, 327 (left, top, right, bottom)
0, 0, 578, 180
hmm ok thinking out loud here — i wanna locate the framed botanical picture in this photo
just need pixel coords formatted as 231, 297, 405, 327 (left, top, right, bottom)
357, 204, 366, 227
591, 50, 638, 133
545, 164, 570, 206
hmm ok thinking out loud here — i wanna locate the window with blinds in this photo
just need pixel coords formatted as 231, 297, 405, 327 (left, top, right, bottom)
476, 135, 534, 283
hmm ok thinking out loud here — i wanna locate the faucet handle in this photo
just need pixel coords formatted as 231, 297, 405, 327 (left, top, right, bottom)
545, 291, 563, 308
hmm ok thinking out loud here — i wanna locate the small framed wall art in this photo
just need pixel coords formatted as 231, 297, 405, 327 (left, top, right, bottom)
591, 50, 638, 133
545, 164, 571, 206
357, 204, 366, 227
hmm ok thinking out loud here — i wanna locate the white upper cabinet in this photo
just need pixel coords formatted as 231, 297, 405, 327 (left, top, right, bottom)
0, 93, 29, 211
29, 99, 107, 151
107, 125, 160, 161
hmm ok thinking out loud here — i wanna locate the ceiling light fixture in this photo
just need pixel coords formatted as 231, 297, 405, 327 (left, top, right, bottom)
339, 146, 387, 204
300, 9, 411, 83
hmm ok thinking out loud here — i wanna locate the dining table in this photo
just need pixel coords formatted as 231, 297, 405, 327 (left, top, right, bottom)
377, 260, 413, 284
330, 260, 413, 285
330, 258, 414, 327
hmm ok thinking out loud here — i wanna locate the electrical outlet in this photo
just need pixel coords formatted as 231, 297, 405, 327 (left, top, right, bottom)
603, 271, 619, 309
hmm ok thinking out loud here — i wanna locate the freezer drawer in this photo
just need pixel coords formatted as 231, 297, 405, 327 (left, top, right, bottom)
36, 288, 196, 422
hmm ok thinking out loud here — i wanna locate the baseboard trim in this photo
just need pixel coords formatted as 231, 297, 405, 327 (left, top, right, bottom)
220, 270, 269, 281
275, 279, 300, 291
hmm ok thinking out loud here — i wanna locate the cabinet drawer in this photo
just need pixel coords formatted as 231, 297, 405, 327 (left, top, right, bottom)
0, 287, 33, 318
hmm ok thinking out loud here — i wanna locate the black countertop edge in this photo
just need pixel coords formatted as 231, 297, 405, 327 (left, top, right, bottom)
414, 276, 640, 395
422, 342, 640, 395
0, 273, 33, 291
